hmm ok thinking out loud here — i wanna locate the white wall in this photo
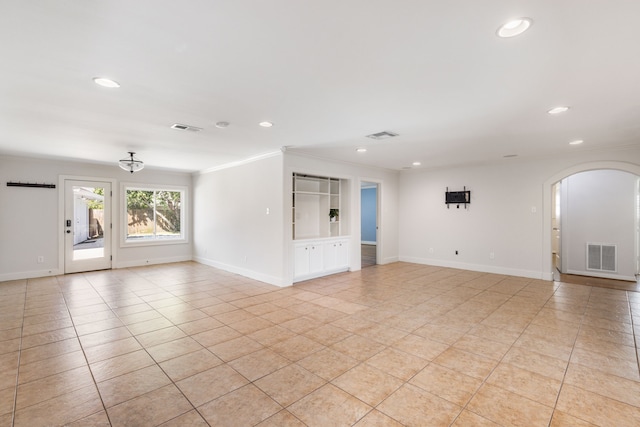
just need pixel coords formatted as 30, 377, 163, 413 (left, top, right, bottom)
284, 152, 400, 282
0, 155, 192, 281
399, 147, 640, 280
192, 153, 285, 286
562, 170, 637, 280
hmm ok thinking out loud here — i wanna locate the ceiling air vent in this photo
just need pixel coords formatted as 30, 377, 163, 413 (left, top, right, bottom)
171, 123, 202, 132
366, 131, 398, 140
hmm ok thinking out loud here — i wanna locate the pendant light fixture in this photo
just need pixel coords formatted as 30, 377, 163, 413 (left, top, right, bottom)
118, 151, 144, 173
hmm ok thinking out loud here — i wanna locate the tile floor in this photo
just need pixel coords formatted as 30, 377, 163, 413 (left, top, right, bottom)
1, 261, 639, 426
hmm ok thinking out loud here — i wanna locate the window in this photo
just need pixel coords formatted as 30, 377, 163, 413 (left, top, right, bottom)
123, 186, 186, 244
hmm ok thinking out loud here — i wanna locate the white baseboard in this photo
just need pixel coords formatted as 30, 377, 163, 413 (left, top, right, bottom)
0, 268, 62, 282
379, 256, 399, 265
399, 256, 548, 281
114, 255, 192, 269
193, 256, 287, 287
565, 269, 636, 282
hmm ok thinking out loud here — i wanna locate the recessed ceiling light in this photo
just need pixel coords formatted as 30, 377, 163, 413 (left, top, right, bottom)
547, 106, 570, 115
92, 77, 120, 88
215, 121, 230, 128
259, 121, 273, 128
503, 154, 518, 158
356, 148, 367, 153
569, 139, 584, 145
412, 161, 421, 166
496, 18, 533, 38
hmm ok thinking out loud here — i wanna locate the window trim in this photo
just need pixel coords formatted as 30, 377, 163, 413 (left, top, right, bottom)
120, 183, 188, 247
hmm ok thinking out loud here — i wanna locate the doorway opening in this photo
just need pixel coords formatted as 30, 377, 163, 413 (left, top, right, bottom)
361, 181, 378, 267
64, 179, 112, 273
549, 168, 639, 289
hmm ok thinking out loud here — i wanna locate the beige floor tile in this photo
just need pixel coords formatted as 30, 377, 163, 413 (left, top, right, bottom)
16, 365, 94, 410
136, 326, 188, 347
198, 383, 282, 426
176, 363, 248, 407
564, 362, 640, 408
208, 335, 264, 361
453, 334, 512, 360
271, 335, 325, 361
353, 409, 403, 426
288, 383, 371, 427
410, 363, 482, 406
83, 336, 142, 364
451, 410, 501, 426
570, 346, 640, 381
146, 336, 203, 363
501, 346, 568, 381
229, 348, 290, 381
191, 325, 241, 347
18, 338, 81, 365
377, 383, 461, 427
256, 409, 306, 427
13, 385, 103, 427
556, 384, 640, 426
549, 410, 598, 426
89, 349, 156, 382
391, 333, 449, 360
97, 364, 172, 408
486, 362, 562, 407
248, 325, 298, 346
297, 347, 359, 381
332, 363, 404, 406
64, 410, 111, 426
177, 316, 224, 335
0, 386, 14, 417
17, 349, 87, 384
467, 383, 554, 427
365, 347, 428, 380
159, 348, 223, 382
331, 334, 385, 361
432, 347, 497, 380
228, 316, 274, 334
107, 384, 193, 426
79, 326, 132, 348
303, 324, 352, 346
158, 409, 209, 426
255, 363, 326, 407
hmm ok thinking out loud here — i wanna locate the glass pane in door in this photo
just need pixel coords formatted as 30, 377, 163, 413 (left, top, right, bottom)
72, 185, 105, 260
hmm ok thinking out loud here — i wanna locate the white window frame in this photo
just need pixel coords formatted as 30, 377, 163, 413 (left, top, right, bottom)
121, 183, 188, 247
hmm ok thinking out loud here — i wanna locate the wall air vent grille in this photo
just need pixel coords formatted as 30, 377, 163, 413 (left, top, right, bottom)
171, 123, 202, 132
586, 243, 617, 272
366, 131, 398, 140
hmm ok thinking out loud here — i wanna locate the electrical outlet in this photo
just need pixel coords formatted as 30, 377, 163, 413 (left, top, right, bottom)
37, 256, 44, 263
455, 250, 458, 255
429, 248, 434, 254
490, 252, 495, 259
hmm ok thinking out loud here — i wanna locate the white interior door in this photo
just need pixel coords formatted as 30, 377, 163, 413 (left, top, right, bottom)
65, 180, 112, 273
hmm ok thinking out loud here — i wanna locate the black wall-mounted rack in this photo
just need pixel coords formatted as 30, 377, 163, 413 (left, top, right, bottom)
6, 182, 56, 189
446, 186, 470, 209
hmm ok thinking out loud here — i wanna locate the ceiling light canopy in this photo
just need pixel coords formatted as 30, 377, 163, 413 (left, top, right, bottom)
548, 106, 570, 115
259, 121, 273, 128
93, 77, 120, 88
569, 139, 584, 145
356, 147, 367, 153
215, 121, 230, 128
118, 152, 144, 173
496, 18, 533, 38
412, 161, 421, 166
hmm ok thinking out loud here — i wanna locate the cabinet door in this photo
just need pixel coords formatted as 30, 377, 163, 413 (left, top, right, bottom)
309, 244, 324, 274
294, 244, 310, 277
323, 241, 338, 270
336, 240, 349, 268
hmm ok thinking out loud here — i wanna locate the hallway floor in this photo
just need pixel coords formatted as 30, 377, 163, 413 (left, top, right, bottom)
1, 262, 639, 426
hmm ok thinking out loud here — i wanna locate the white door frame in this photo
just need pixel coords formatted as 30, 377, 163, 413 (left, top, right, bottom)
360, 177, 383, 268
58, 175, 116, 274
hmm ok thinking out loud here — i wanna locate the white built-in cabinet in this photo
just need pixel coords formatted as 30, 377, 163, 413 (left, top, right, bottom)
293, 173, 349, 282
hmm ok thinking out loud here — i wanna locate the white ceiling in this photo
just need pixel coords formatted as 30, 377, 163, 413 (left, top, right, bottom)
1, 1, 639, 173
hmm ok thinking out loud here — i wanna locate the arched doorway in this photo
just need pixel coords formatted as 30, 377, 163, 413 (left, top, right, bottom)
542, 161, 640, 281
